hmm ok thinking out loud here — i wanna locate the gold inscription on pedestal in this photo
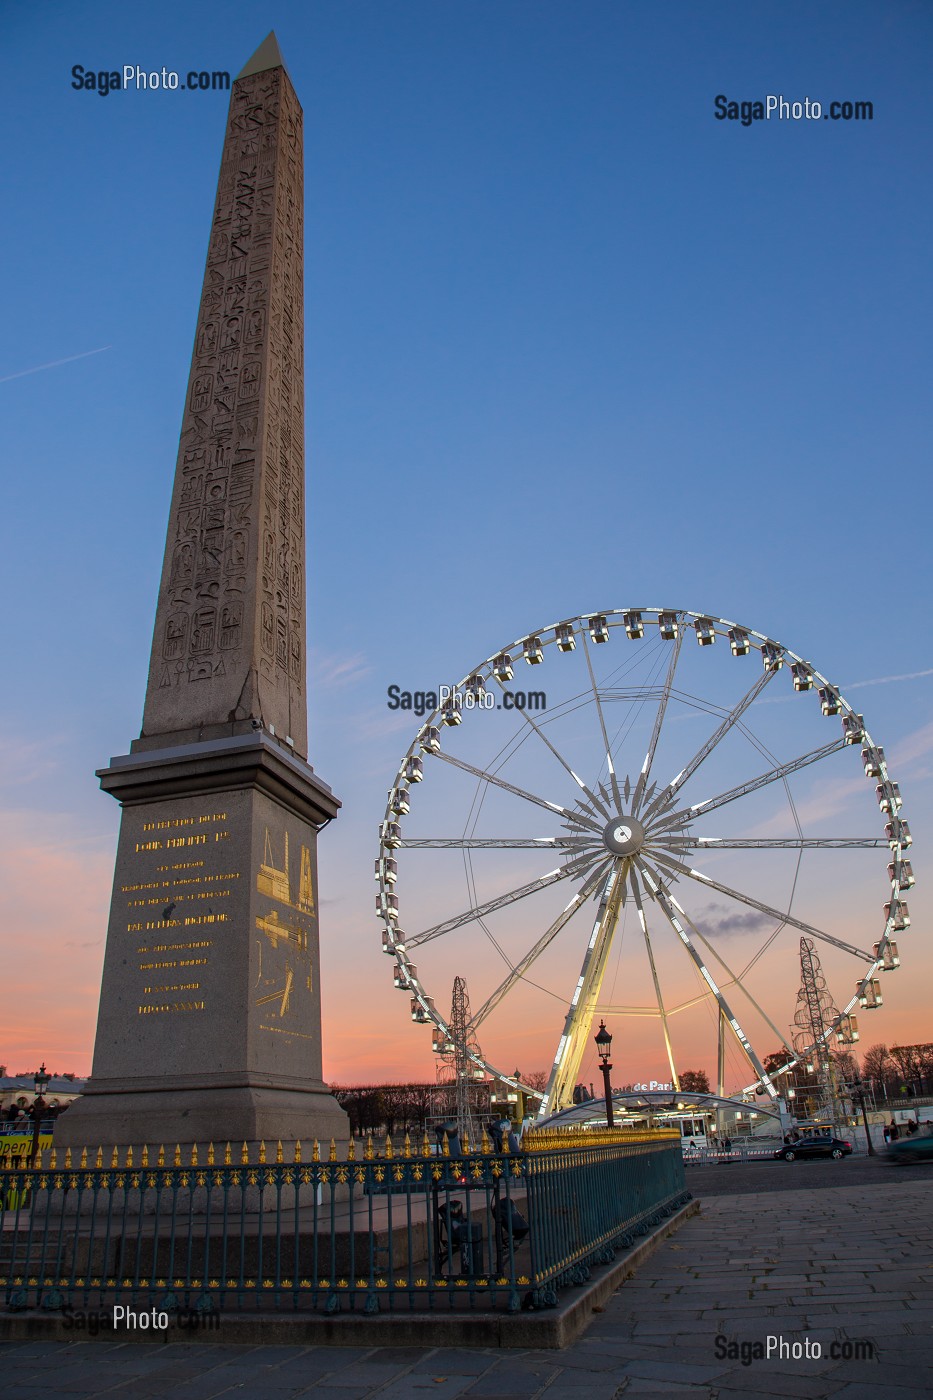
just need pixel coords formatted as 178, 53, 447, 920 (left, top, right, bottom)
253, 827, 316, 1033
138, 1001, 206, 1015
127, 809, 241, 1016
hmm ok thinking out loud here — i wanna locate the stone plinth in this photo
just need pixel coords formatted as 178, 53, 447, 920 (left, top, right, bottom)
56, 734, 348, 1151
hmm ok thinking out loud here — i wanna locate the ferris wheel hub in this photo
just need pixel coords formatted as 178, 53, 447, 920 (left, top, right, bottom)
603, 815, 646, 857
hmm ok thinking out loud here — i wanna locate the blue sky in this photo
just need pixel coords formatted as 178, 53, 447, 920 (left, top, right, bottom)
2, 1, 930, 1087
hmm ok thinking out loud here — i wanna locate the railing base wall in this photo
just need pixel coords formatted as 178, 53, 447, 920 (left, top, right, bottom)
0, 1200, 698, 1350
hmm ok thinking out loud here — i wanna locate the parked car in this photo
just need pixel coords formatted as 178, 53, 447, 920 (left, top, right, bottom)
773, 1136, 852, 1162
886, 1133, 933, 1165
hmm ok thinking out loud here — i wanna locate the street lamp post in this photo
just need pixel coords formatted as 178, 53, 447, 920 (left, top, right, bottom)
594, 1021, 614, 1129
850, 1076, 876, 1157
30, 1063, 49, 1168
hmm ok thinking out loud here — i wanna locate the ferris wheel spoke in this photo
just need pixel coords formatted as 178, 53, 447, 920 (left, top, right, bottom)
642, 666, 779, 821
406, 851, 602, 950
491, 672, 611, 818
473, 861, 611, 1029
543, 859, 629, 1116
637, 863, 778, 1096
399, 837, 598, 850
433, 749, 604, 833
665, 887, 800, 1053
645, 848, 876, 962
631, 622, 685, 816
663, 836, 885, 851
629, 871, 680, 1091
581, 629, 622, 812
651, 737, 848, 832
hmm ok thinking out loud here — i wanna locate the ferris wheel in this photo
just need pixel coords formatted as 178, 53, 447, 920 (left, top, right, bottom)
375, 609, 911, 1119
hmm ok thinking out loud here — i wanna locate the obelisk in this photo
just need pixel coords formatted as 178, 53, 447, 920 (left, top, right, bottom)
58, 35, 349, 1151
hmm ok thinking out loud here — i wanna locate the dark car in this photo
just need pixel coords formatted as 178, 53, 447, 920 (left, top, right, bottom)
773, 1136, 852, 1162
886, 1133, 933, 1165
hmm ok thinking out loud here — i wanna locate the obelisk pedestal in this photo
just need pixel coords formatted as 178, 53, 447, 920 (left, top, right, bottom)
57, 35, 349, 1153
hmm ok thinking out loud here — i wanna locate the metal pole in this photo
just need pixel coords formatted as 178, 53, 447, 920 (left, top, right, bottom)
855, 1084, 876, 1156
600, 1060, 615, 1129
30, 1096, 44, 1167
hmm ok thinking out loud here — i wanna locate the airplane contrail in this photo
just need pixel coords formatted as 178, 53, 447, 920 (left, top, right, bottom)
844, 667, 933, 689
759, 665, 933, 704
0, 346, 111, 384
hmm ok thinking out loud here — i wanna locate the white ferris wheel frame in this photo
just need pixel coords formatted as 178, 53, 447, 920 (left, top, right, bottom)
375, 608, 911, 1119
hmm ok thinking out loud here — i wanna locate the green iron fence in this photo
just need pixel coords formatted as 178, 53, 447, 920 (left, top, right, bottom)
0, 1133, 688, 1318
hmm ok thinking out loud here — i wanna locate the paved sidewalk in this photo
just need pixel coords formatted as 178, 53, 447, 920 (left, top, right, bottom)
3, 1180, 932, 1398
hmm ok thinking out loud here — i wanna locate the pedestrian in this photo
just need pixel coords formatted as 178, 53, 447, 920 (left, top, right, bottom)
906, 1118, 919, 1136
888, 1120, 900, 1142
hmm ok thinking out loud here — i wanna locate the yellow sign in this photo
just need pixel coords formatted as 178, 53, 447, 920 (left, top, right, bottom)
0, 1132, 53, 1163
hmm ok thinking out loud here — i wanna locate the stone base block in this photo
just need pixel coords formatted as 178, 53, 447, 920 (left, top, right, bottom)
53, 1084, 349, 1156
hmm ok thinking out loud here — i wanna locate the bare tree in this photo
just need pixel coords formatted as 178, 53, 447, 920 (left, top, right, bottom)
831, 1050, 860, 1084
763, 1048, 793, 1077
522, 1070, 549, 1091
860, 1043, 891, 1094
679, 1069, 711, 1094
888, 1044, 933, 1096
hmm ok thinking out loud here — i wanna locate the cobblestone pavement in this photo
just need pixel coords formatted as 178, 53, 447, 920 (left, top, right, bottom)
683, 1149, 933, 1197
3, 1178, 931, 1399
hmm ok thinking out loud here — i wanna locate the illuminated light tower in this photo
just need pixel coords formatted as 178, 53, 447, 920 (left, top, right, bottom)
792, 937, 844, 1124
434, 976, 486, 1143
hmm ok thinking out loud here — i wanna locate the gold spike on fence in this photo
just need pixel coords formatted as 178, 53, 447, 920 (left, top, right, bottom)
403, 1131, 412, 1159
312, 1139, 320, 1162
421, 1131, 431, 1158
347, 1138, 356, 1161
126, 1146, 133, 1168
294, 1140, 302, 1164
329, 1138, 337, 1162
241, 1141, 249, 1165
481, 1126, 491, 1154
190, 1143, 198, 1167
96, 1146, 104, 1168
50, 1148, 57, 1170
224, 1142, 232, 1165
461, 1129, 471, 1154
174, 1144, 182, 1167
157, 1145, 165, 1167
111, 1146, 119, 1169
276, 1140, 283, 1164
207, 1142, 215, 1166
384, 1133, 394, 1160
141, 1145, 149, 1168
259, 1140, 267, 1164
365, 1135, 375, 1161
441, 1131, 450, 1157
80, 1147, 88, 1168
64, 1148, 72, 1169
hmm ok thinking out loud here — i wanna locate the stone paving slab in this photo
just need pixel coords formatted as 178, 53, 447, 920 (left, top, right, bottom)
2, 1178, 932, 1397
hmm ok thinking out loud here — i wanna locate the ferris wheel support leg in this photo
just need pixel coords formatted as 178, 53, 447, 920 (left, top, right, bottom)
541, 859, 629, 1117
630, 871, 680, 1093
717, 1008, 726, 1101
640, 866, 779, 1101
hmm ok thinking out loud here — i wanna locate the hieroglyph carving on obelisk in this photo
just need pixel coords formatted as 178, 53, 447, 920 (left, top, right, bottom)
142, 36, 308, 757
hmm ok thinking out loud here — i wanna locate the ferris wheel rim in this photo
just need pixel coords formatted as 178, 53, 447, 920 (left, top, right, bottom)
376, 607, 910, 1107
